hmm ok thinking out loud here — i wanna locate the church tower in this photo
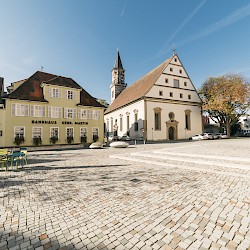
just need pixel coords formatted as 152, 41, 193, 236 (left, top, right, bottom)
110, 51, 127, 103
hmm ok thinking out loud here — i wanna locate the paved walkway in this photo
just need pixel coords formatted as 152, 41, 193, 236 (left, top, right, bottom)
0, 138, 250, 250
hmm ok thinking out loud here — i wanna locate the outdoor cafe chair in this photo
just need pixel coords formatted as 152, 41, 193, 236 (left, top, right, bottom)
0, 148, 9, 171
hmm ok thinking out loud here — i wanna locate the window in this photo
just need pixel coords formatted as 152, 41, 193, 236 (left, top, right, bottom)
154, 113, 160, 130
80, 127, 87, 137
93, 110, 101, 120
112, 91, 114, 98
185, 110, 191, 130
159, 91, 163, 96
184, 82, 187, 87
32, 127, 42, 138
170, 67, 173, 72
11, 104, 29, 116
134, 113, 138, 131
66, 127, 74, 137
174, 58, 177, 62
49, 88, 62, 98
50, 127, 59, 139
66, 90, 75, 100
67, 90, 73, 99
188, 95, 191, 100
174, 79, 179, 88
154, 108, 162, 130
111, 118, 114, 132
179, 69, 182, 74
170, 92, 173, 97
64, 108, 77, 119
165, 78, 168, 83
120, 115, 123, 131
79, 109, 87, 119
30, 105, 46, 117
92, 127, 99, 141
106, 119, 109, 132
180, 93, 183, 98
14, 126, 25, 138
126, 113, 130, 132
48, 106, 62, 118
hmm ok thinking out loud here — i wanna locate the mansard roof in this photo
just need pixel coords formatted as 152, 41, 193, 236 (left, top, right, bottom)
4, 71, 104, 107
105, 55, 173, 114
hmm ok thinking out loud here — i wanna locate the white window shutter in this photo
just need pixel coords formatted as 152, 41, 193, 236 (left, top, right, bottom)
11, 104, 16, 116
48, 107, 51, 117
49, 88, 52, 97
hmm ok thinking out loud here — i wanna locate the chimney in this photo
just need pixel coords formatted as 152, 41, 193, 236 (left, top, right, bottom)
0, 77, 4, 97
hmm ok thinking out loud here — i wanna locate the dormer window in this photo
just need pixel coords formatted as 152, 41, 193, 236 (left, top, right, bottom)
66, 90, 76, 100
49, 88, 62, 98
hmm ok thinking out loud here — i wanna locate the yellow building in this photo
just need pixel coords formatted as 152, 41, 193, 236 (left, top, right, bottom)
0, 71, 105, 148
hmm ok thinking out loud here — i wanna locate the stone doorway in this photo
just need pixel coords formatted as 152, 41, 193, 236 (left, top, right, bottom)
166, 120, 179, 141
168, 127, 175, 140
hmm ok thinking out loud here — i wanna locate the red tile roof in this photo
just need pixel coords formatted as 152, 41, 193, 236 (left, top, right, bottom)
5, 71, 104, 107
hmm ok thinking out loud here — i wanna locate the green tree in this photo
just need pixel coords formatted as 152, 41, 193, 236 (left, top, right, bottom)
199, 74, 250, 137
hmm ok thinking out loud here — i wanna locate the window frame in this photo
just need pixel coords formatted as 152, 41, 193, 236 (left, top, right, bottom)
50, 127, 59, 139
32, 127, 43, 139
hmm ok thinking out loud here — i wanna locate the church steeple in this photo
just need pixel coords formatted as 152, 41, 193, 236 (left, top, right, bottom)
110, 50, 126, 103
114, 51, 123, 69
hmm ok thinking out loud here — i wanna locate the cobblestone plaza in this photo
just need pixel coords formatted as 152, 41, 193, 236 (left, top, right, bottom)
0, 138, 250, 250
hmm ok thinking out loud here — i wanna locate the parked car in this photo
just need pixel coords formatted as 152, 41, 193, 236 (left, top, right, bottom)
202, 133, 214, 140
189, 134, 204, 141
215, 133, 228, 139
212, 133, 220, 139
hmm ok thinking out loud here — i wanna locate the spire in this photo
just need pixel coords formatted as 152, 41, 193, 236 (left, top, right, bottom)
114, 50, 123, 69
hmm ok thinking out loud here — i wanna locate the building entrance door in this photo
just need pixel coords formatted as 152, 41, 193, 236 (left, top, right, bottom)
168, 127, 175, 140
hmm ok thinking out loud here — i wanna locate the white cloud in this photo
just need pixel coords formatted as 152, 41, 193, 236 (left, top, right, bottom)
177, 2, 250, 47
121, 0, 128, 17
157, 0, 207, 56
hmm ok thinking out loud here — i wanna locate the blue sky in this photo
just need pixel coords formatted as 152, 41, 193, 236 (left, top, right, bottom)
1, 0, 250, 103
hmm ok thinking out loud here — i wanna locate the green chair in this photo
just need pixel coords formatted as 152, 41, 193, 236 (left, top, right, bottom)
19, 148, 28, 168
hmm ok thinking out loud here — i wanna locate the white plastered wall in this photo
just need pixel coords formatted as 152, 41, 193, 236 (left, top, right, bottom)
146, 101, 202, 140
104, 100, 145, 139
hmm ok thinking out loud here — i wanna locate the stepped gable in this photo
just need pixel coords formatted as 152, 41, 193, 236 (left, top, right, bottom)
105, 55, 173, 114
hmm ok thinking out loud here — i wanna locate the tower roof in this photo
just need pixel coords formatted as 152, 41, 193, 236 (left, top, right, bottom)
114, 51, 123, 69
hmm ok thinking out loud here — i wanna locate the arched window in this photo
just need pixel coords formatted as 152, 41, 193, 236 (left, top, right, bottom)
134, 109, 138, 131
119, 114, 123, 131
154, 108, 162, 130
185, 110, 191, 130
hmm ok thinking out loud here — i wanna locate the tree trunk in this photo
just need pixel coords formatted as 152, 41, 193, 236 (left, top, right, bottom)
226, 122, 231, 138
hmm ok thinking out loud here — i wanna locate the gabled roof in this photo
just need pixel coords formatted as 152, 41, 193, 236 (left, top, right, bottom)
4, 71, 105, 108
105, 55, 173, 114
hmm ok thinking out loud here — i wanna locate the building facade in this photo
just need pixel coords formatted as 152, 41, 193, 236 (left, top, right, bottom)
0, 71, 105, 147
104, 52, 203, 141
